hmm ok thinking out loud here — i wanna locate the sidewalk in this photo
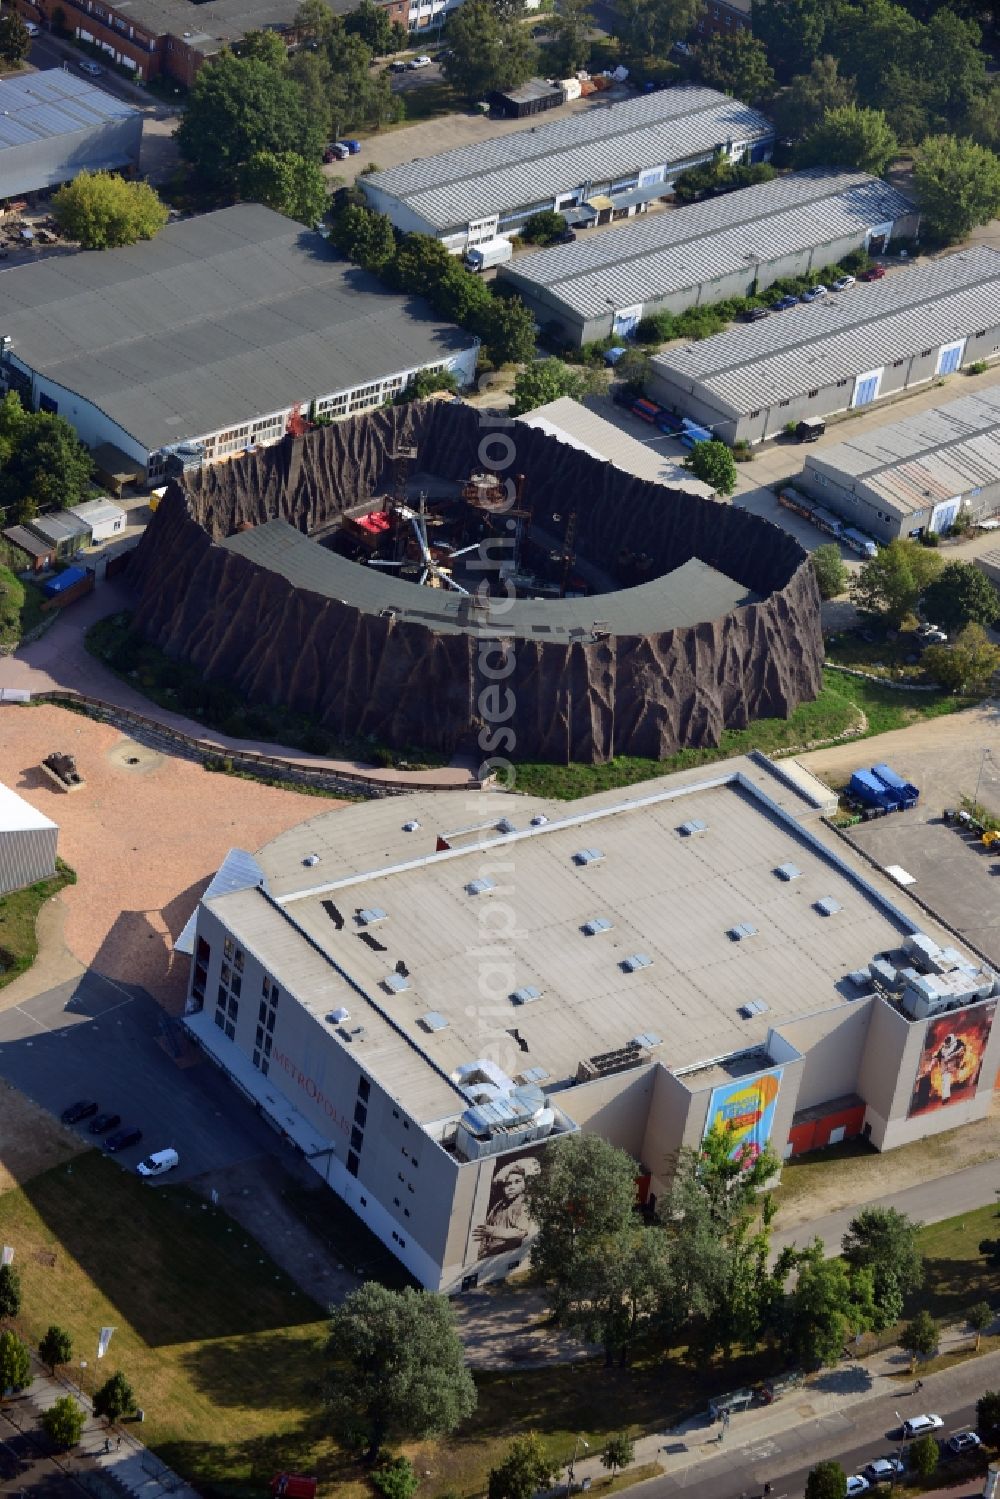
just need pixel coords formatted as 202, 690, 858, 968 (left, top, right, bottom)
6, 1348, 196, 1499
567, 1321, 998, 1489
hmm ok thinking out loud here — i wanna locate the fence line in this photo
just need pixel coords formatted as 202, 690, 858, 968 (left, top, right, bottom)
11, 689, 487, 798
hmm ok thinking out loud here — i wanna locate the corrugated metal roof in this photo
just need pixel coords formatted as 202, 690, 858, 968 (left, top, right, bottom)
500, 169, 915, 320
0, 204, 474, 454
363, 86, 773, 232
0, 69, 137, 149
175, 846, 268, 955
805, 387, 1000, 517
69, 497, 126, 527
652, 246, 1000, 415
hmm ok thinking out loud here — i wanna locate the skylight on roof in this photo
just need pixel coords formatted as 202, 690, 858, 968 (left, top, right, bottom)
573, 848, 604, 866
728, 922, 758, 942
582, 916, 613, 935
814, 896, 842, 916
622, 953, 652, 973
420, 1011, 449, 1032
775, 863, 802, 881
383, 972, 411, 993
511, 985, 542, 1006
358, 907, 388, 925
679, 818, 708, 837
466, 876, 496, 895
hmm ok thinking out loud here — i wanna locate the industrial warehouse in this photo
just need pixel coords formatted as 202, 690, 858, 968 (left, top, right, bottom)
796, 387, 1000, 542
0, 70, 141, 203
498, 169, 918, 346
180, 756, 999, 1291
648, 246, 1000, 445
0, 203, 477, 482
360, 86, 774, 253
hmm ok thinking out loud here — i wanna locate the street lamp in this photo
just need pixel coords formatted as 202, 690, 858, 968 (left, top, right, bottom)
567, 1434, 589, 1492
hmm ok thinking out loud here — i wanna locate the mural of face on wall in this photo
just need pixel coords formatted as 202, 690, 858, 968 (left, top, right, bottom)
471, 1151, 543, 1261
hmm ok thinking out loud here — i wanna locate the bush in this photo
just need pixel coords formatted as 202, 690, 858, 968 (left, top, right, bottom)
0, 1264, 21, 1320
372, 1457, 419, 1499
635, 311, 677, 344
519, 209, 567, 245
909, 1434, 939, 1479
812, 544, 849, 600
967, 360, 988, 375
93, 1370, 135, 1424
39, 1325, 73, 1373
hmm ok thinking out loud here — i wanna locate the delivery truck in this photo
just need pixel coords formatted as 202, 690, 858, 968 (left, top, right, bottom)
464, 238, 513, 271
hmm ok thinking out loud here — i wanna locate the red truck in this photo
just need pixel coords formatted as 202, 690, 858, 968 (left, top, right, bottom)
270, 1476, 317, 1499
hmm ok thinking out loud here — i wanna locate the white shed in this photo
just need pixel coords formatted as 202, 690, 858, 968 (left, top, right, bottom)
69, 498, 128, 544
0, 783, 58, 898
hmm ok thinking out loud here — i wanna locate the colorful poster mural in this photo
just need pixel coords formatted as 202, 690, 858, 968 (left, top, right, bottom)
908, 1001, 996, 1118
472, 1149, 544, 1261
703, 1069, 783, 1166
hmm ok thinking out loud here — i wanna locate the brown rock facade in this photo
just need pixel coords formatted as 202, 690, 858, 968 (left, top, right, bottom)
129, 402, 823, 765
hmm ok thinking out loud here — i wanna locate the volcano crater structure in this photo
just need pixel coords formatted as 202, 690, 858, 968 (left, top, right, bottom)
129, 401, 823, 764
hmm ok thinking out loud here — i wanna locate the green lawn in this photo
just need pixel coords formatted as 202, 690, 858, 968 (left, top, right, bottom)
0, 861, 76, 990
511, 668, 974, 800
912, 1201, 1000, 1323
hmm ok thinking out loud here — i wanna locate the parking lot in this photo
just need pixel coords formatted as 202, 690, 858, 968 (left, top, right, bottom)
0, 969, 286, 1183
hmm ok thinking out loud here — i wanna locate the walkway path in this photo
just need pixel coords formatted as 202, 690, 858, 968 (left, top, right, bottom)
0, 581, 477, 789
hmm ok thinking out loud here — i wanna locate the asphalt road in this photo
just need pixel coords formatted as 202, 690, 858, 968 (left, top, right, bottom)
0, 970, 283, 1183
647, 1363, 994, 1499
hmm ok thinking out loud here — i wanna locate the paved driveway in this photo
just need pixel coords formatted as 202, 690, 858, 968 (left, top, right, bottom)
0, 972, 279, 1182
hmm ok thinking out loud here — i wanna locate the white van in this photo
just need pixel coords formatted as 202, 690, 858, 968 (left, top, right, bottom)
137, 1148, 179, 1178
464, 238, 513, 272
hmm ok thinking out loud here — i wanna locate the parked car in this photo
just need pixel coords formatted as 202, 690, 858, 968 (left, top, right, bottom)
24, 20, 39, 34
860, 264, 886, 281
342, 139, 362, 154
137, 1147, 180, 1178
408, 54, 432, 67
947, 1432, 981, 1454
916, 623, 948, 643
773, 294, 799, 311
832, 274, 856, 291
61, 1100, 98, 1124
555, 227, 577, 244
105, 1126, 143, 1154
324, 143, 349, 162
389, 59, 408, 70
741, 307, 769, 322
846, 1477, 870, 1497
902, 1415, 944, 1438
78, 59, 103, 75
800, 284, 828, 302
863, 1458, 905, 1483
88, 1112, 121, 1135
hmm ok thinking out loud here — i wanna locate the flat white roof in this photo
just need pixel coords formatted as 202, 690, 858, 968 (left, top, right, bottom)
0, 781, 58, 834
69, 498, 127, 526
518, 396, 714, 496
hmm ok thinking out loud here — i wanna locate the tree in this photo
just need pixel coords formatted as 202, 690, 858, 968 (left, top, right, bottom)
978, 1390, 1000, 1443
774, 56, 855, 139
614, 0, 701, 59
922, 561, 1000, 631
851, 538, 943, 626
0, 1331, 30, 1395
602, 1434, 635, 1480
697, 30, 775, 105
39, 1326, 73, 1374
176, 53, 323, 196
923, 623, 1000, 693
510, 359, 597, 414
0, 393, 94, 514
0, 10, 30, 67
784, 1244, 872, 1368
842, 1208, 924, 1332
913, 135, 1000, 241
294, 0, 341, 46
796, 105, 898, 175
402, 368, 459, 400
751, 0, 829, 81
372, 1457, 420, 1499
93, 1371, 135, 1424
520, 210, 569, 245
237, 27, 289, 65
909, 1433, 939, 1479
345, 0, 401, 54
615, 348, 650, 394
442, 0, 537, 98
240, 150, 328, 224
805, 1461, 847, 1499
968, 1301, 992, 1351
326, 1285, 476, 1460
685, 439, 737, 496
812, 544, 848, 600
52, 171, 168, 250
488, 1433, 557, 1499
41, 1395, 85, 1451
476, 294, 537, 365
387, 231, 455, 299
901, 1309, 939, 1369
331, 201, 397, 270
0, 1265, 20, 1321
551, 0, 593, 75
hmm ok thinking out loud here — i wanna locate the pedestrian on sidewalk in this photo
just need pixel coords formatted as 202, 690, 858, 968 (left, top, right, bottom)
104, 1437, 111, 1454
117, 1436, 123, 1451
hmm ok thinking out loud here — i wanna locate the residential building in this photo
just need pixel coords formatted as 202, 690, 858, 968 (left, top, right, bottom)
648, 247, 1000, 445
797, 387, 1000, 542
360, 86, 774, 253
0, 70, 141, 204
179, 754, 1000, 1291
498, 169, 918, 346
0, 204, 478, 484
695, 0, 750, 35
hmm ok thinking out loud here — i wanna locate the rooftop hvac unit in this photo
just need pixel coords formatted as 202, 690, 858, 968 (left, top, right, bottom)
420, 1011, 449, 1032
327, 1007, 350, 1024
775, 862, 802, 881
466, 876, 496, 895
679, 818, 708, 837
517, 1065, 550, 1084
621, 952, 652, 973
573, 847, 604, 866
814, 896, 842, 917
383, 972, 410, 993
869, 956, 903, 990
582, 916, 613, 935
496, 818, 516, 834
738, 998, 770, 1018
358, 907, 387, 926
728, 922, 758, 942
511, 985, 542, 1005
